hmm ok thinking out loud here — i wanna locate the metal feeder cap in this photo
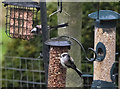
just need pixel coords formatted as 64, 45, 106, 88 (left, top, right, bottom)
2, 0, 40, 8
88, 10, 120, 20
45, 37, 72, 47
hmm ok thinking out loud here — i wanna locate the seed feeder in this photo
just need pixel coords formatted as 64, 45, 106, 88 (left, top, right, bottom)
88, 10, 120, 89
2, 1, 40, 40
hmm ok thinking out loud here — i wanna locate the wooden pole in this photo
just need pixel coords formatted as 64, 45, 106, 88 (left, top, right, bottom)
58, 2, 82, 87
48, 46, 69, 87
94, 27, 116, 82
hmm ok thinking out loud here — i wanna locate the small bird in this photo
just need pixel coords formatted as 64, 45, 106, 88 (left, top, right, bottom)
31, 25, 42, 34
60, 52, 82, 77
31, 23, 68, 34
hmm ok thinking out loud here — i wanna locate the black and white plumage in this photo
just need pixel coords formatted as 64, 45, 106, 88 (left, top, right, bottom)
31, 23, 68, 34
31, 25, 42, 34
60, 52, 82, 77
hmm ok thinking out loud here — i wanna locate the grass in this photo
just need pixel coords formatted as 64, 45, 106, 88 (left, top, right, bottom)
0, 28, 12, 61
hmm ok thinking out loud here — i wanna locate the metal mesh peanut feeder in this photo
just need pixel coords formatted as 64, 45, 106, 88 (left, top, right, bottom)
45, 37, 71, 87
3, 1, 40, 40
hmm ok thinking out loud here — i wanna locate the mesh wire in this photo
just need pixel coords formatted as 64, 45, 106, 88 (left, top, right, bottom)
1, 56, 119, 88
5, 5, 40, 40
1, 56, 46, 88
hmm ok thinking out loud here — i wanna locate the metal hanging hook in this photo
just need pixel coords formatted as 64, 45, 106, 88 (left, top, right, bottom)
49, 0, 70, 17
96, 2, 100, 24
57, 35, 97, 62
58, 0, 62, 13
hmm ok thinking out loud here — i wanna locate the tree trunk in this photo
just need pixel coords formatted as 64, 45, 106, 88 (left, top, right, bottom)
58, 2, 82, 87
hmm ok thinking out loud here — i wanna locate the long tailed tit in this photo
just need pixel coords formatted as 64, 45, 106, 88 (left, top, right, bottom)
31, 25, 42, 34
31, 23, 68, 34
60, 52, 82, 77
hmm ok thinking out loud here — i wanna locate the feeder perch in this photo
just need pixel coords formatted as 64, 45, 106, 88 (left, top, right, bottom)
45, 37, 71, 87
2, 1, 40, 40
81, 74, 93, 89
89, 10, 120, 89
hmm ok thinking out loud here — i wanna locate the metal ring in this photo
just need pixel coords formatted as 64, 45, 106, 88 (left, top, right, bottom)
86, 48, 97, 62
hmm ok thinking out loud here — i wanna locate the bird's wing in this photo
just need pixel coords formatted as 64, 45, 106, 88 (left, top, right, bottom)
70, 57, 74, 62
65, 59, 76, 69
31, 27, 37, 32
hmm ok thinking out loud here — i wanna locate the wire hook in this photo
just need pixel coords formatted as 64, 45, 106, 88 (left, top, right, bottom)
49, 0, 70, 17
57, 35, 97, 62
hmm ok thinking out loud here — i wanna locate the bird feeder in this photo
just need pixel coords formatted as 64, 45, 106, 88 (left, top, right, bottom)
88, 10, 120, 89
45, 37, 71, 87
2, 1, 40, 40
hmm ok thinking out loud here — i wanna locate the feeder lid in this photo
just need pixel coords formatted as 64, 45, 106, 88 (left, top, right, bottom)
2, 0, 40, 8
88, 10, 120, 20
45, 37, 72, 47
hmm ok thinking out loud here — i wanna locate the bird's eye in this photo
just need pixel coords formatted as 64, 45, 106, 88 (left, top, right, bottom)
62, 54, 66, 57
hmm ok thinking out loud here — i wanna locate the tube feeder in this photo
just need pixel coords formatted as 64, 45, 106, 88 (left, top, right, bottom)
88, 10, 120, 89
2, 1, 40, 40
45, 37, 71, 87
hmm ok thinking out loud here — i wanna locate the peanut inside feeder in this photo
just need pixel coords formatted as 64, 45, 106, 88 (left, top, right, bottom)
10, 8, 33, 40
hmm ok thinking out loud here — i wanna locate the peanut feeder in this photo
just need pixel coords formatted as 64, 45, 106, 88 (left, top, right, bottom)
2, 1, 40, 40
45, 38, 71, 87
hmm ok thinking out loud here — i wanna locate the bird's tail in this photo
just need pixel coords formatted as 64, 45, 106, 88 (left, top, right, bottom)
74, 68, 82, 77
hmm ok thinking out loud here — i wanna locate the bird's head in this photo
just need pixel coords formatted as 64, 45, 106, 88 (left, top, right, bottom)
60, 52, 70, 60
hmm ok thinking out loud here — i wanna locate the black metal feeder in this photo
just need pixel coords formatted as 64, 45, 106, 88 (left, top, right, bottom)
2, 0, 40, 40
